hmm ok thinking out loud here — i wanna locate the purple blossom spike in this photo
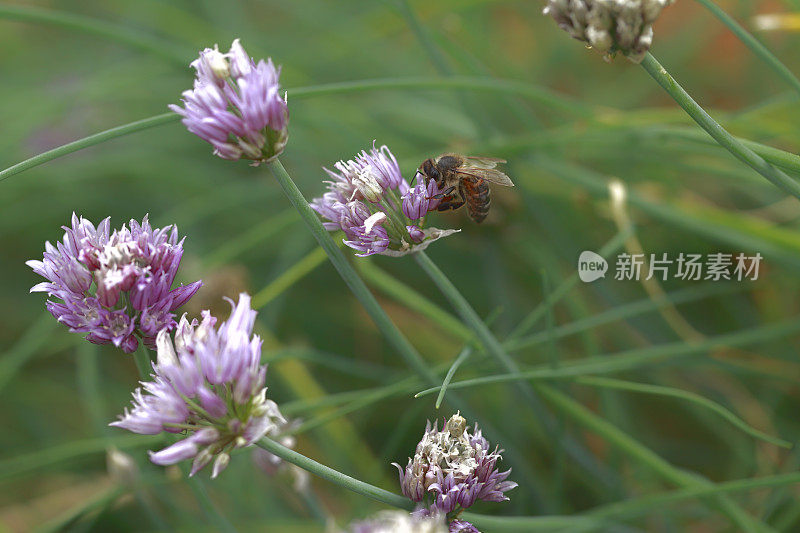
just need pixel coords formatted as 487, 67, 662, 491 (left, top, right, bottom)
170, 39, 289, 164
27, 214, 201, 353
111, 294, 286, 478
393, 413, 516, 515
311, 142, 458, 257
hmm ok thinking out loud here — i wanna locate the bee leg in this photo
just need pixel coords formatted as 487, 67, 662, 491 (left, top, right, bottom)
429, 185, 455, 200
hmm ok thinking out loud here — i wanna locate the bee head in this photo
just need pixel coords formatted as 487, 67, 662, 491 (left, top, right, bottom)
421, 159, 438, 181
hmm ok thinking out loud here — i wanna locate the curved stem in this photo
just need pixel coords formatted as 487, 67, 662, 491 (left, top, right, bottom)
646, 126, 800, 176
255, 437, 412, 509
0, 113, 177, 183
640, 53, 800, 199
693, 0, 800, 96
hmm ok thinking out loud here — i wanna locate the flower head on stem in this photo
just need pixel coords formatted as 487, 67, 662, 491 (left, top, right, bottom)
27, 214, 201, 353
393, 413, 516, 516
170, 39, 289, 164
544, 0, 675, 63
310, 142, 458, 257
110, 293, 286, 478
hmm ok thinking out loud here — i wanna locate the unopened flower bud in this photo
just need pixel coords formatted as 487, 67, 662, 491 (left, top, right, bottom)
445, 412, 467, 438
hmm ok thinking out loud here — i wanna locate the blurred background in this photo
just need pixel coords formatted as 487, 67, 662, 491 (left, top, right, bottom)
2, 0, 800, 531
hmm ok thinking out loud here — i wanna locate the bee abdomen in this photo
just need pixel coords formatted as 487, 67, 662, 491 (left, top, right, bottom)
466, 180, 491, 223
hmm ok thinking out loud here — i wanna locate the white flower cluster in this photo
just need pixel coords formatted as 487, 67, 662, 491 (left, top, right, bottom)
544, 0, 675, 62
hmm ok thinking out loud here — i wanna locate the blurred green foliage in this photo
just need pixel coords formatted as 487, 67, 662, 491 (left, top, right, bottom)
2, 0, 800, 531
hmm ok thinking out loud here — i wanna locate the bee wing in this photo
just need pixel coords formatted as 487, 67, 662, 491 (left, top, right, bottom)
455, 168, 515, 187
463, 156, 506, 169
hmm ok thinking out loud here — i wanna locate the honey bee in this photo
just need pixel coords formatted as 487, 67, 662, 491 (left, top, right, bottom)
417, 153, 514, 223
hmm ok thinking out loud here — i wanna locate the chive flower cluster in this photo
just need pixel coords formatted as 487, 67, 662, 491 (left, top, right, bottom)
310, 143, 459, 257
394, 413, 516, 517
169, 39, 289, 163
111, 293, 286, 478
543, 0, 675, 62
27, 214, 201, 353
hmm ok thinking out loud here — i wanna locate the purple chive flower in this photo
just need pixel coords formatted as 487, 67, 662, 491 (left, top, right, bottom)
310, 142, 459, 257
402, 177, 441, 220
110, 293, 286, 478
393, 413, 516, 515
170, 39, 289, 164
27, 214, 201, 353
348, 511, 447, 533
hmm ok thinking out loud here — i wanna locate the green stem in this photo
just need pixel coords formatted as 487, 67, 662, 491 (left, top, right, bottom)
0, 113, 177, 183
252, 246, 329, 309
651, 126, 800, 175
640, 53, 800, 199
255, 437, 412, 509
508, 229, 630, 339
265, 158, 554, 504
414, 251, 517, 372
576, 376, 792, 448
433, 346, 472, 409
267, 159, 439, 386
76, 343, 108, 438
693, 0, 800, 96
